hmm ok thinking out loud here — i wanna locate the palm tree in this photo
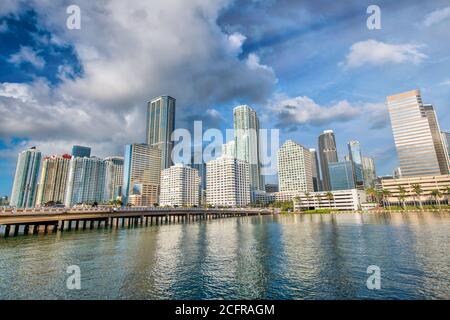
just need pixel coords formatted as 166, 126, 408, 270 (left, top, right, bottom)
397, 186, 407, 209
430, 189, 443, 209
444, 186, 450, 206
325, 192, 334, 209
411, 184, 423, 210
293, 196, 301, 212
380, 189, 391, 210
315, 194, 322, 209
366, 187, 377, 203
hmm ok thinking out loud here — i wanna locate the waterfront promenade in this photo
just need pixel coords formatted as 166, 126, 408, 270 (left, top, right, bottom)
0, 207, 273, 237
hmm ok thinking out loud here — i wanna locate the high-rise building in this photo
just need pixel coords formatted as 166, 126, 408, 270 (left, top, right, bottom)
362, 156, 377, 189
0, 196, 9, 206
318, 130, 338, 191
309, 148, 322, 191
387, 90, 441, 177
160, 164, 200, 207
441, 131, 450, 168
71, 145, 91, 158
347, 140, 364, 189
423, 105, 449, 175
265, 184, 279, 193
278, 140, 314, 193
206, 156, 250, 207
36, 154, 71, 206
329, 161, 355, 191
64, 157, 107, 207
233, 105, 264, 192
222, 140, 236, 158
146, 95, 176, 170
10, 147, 42, 208
189, 149, 207, 206
104, 156, 124, 202
122, 143, 161, 207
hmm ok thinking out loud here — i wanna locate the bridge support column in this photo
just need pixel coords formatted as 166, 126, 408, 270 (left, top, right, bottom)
13, 224, 20, 237
75, 220, 79, 230
83, 220, 87, 230
60, 220, 65, 231
53, 223, 58, 233
44, 224, 48, 234
33, 225, 39, 234
4, 225, 11, 238
68, 221, 72, 231
24, 224, 30, 235
90, 220, 94, 230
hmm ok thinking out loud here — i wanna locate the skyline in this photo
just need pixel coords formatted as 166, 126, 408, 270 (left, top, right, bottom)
1, 1, 450, 195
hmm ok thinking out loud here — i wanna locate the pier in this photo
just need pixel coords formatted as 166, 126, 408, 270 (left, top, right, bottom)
0, 207, 273, 237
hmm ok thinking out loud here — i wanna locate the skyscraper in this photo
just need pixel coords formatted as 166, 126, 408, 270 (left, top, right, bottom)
146, 95, 176, 170
160, 164, 200, 207
278, 140, 314, 193
309, 148, 322, 191
362, 156, 377, 189
423, 105, 449, 175
122, 143, 161, 206
64, 157, 107, 207
233, 105, 264, 192
36, 154, 71, 206
441, 131, 450, 168
329, 161, 355, 191
206, 156, 250, 207
189, 149, 207, 206
222, 140, 236, 158
104, 156, 124, 202
71, 145, 91, 158
347, 140, 364, 189
318, 130, 338, 191
387, 90, 441, 177
10, 147, 42, 208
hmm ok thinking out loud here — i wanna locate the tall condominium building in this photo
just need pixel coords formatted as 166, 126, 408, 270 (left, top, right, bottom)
265, 184, 279, 193
10, 147, 42, 208
362, 156, 377, 189
329, 161, 356, 191
146, 95, 176, 170
122, 143, 161, 207
71, 145, 91, 158
309, 148, 322, 191
347, 140, 364, 189
387, 90, 442, 177
442, 131, 450, 168
318, 130, 338, 191
190, 150, 207, 206
206, 156, 250, 207
104, 156, 124, 202
423, 105, 449, 174
36, 154, 71, 206
233, 105, 264, 192
64, 157, 107, 207
160, 164, 200, 207
278, 140, 314, 193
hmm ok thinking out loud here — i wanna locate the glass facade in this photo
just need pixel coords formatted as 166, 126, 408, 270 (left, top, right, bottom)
71, 145, 91, 158
329, 161, 355, 191
318, 130, 338, 191
347, 140, 364, 189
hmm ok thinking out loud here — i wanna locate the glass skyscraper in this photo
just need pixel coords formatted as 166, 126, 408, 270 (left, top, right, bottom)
362, 156, 377, 189
71, 145, 91, 158
309, 148, 322, 191
318, 130, 338, 191
233, 105, 264, 192
423, 105, 449, 175
347, 140, 364, 189
10, 147, 42, 208
387, 90, 442, 177
441, 131, 450, 169
328, 161, 355, 191
146, 95, 176, 170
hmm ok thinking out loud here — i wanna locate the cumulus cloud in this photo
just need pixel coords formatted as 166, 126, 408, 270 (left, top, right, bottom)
0, 0, 276, 157
423, 6, 450, 27
341, 39, 427, 69
269, 95, 388, 131
8, 46, 45, 69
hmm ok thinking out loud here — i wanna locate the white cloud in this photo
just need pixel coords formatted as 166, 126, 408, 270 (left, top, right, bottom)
342, 39, 427, 69
8, 46, 45, 69
0, 21, 8, 33
423, 6, 450, 27
440, 80, 450, 86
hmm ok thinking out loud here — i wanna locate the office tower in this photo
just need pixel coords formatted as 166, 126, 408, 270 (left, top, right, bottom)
10, 147, 42, 208
36, 154, 71, 206
71, 145, 91, 158
160, 164, 200, 207
329, 161, 356, 191
189, 150, 207, 206
387, 90, 441, 177
265, 184, 279, 193
318, 130, 338, 191
222, 140, 236, 158
206, 156, 250, 207
347, 140, 364, 189
233, 105, 264, 192
362, 156, 377, 189
278, 140, 314, 193
423, 105, 449, 174
146, 95, 176, 170
64, 157, 107, 207
122, 143, 161, 207
442, 131, 450, 168
309, 148, 322, 191
104, 156, 124, 202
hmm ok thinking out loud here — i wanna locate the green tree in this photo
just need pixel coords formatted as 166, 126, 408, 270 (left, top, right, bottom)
397, 186, 407, 209
366, 187, 377, 203
430, 189, 443, 209
411, 184, 423, 209
293, 196, 301, 212
381, 189, 391, 210
325, 192, 334, 209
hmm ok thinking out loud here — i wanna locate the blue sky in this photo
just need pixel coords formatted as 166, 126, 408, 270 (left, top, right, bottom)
1, 0, 450, 195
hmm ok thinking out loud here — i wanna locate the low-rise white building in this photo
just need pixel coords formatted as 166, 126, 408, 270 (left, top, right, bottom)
206, 156, 250, 207
160, 164, 200, 207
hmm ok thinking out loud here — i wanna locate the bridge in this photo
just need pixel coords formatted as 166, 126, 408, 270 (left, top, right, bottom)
0, 207, 274, 237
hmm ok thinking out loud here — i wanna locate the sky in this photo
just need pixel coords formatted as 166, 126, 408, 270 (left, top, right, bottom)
1, 0, 450, 195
